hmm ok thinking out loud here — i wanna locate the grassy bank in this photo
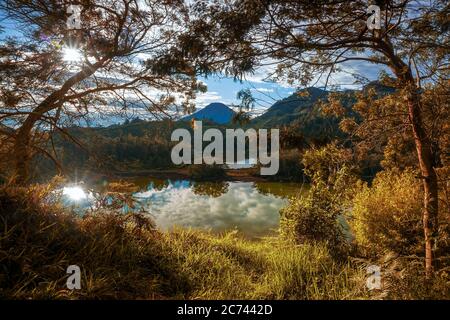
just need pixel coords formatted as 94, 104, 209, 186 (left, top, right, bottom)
0, 185, 447, 300
0, 184, 367, 299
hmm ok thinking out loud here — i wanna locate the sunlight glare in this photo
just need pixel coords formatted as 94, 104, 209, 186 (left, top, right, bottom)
62, 47, 83, 63
63, 186, 86, 201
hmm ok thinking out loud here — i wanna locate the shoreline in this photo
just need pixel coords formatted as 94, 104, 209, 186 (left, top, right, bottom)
110, 167, 271, 182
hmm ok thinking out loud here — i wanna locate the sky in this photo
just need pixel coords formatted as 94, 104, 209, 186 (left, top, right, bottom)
0, 8, 384, 123
195, 58, 383, 115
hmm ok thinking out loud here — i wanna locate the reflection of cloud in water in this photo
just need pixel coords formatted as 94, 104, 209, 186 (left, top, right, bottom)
134, 181, 287, 237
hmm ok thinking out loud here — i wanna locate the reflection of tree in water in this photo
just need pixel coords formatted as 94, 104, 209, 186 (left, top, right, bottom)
151, 179, 170, 191
140, 179, 169, 191
254, 182, 268, 197
254, 182, 305, 199
192, 182, 229, 198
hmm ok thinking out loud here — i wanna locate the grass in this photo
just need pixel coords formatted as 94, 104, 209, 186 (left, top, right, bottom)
0, 184, 447, 300
157, 229, 370, 299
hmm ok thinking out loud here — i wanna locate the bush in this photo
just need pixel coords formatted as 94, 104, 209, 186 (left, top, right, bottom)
157, 229, 368, 299
350, 168, 423, 256
1, 182, 446, 299
188, 164, 226, 180
383, 257, 450, 299
266, 149, 304, 181
0, 184, 188, 299
280, 180, 350, 260
302, 142, 355, 185
280, 144, 360, 259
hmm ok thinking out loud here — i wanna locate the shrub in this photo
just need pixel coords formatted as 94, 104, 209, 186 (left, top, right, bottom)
350, 168, 423, 256
188, 164, 226, 180
0, 184, 188, 299
302, 142, 355, 185
267, 149, 304, 181
280, 144, 360, 259
0, 183, 368, 299
2, 181, 445, 300
280, 180, 350, 259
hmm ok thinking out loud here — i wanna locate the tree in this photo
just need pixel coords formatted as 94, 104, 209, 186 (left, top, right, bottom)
182, 0, 449, 276
0, 0, 203, 183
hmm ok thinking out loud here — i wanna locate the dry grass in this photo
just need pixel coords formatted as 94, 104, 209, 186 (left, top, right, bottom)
0, 184, 447, 300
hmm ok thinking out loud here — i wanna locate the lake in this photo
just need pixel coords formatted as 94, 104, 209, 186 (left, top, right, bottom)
63, 179, 308, 238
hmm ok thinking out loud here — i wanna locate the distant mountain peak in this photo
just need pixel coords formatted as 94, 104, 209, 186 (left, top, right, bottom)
182, 102, 235, 125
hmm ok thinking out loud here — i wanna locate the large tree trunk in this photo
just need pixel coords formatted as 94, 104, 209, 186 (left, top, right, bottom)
13, 131, 31, 185
13, 109, 47, 185
12, 62, 104, 184
406, 87, 439, 278
382, 41, 440, 277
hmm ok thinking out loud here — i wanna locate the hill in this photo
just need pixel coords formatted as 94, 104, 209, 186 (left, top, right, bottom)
251, 87, 329, 127
252, 82, 395, 128
182, 102, 236, 125
250, 83, 395, 144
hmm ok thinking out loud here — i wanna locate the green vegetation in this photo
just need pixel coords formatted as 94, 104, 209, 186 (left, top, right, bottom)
1, 172, 448, 300
187, 164, 227, 181
0, 183, 367, 300
350, 169, 450, 260
351, 169, 424, 256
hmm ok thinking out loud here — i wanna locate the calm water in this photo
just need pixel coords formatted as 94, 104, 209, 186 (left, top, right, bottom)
63, 179, 308, 238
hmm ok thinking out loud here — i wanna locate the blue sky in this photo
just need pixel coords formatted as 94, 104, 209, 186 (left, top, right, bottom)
196, 75, 296, 115
0, 10, 384, 119
196, 58, 384, 115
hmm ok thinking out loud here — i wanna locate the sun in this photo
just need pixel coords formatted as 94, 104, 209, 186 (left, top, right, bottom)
63, 186, 87, 201
62, 47, 83, 63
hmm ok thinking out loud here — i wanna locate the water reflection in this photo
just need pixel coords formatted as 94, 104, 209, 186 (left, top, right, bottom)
134, 180, 301, 238
62, 178, 306, 238
192, 181, 229, 197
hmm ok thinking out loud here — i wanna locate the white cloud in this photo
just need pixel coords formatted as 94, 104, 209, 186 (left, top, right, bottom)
134, 181, 288, 237
250, 87, 274, 93
194, 91, 224, 107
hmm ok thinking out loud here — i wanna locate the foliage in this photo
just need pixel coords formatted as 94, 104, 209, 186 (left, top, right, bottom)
0, 184, 182, 299
184, 0, 448, 275
0, 0, 201, 182
381, 255, 450, 300
1, 181, 448, 299
32, 121, 179, 179
251, 88, 348, 147
265, 149, 304, 182
0, 184, 370, 299
350, 168, 450, 258
187, 164, 226, 181
280, 144, 361, 258
350, 169, 424, 256
302, 143, 355, 186
280, 182, 349, 260
94, 181, 141, 212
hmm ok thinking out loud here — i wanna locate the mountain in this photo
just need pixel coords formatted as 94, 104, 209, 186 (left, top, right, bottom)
182, 102, 236, 125
251, 87, 329, 127
251, 82, 395, 144
252, 82, 395, 128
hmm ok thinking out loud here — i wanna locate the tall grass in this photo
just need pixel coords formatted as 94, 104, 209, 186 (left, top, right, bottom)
0, 184, 446, 299
158, 229, 370, 299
